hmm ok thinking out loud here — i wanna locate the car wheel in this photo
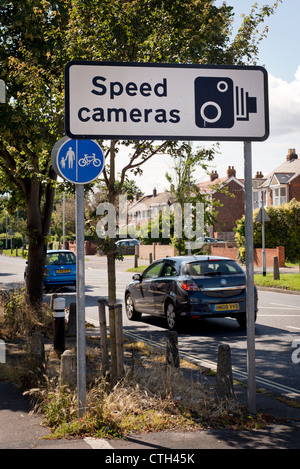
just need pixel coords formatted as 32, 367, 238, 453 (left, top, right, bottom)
236, 312, 257, 328
125, 294, 141, 321
236, 314, 246, 328
165, 300, 179, 331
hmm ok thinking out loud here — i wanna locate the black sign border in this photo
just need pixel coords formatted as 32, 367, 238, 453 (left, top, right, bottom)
65, 61, 269, 142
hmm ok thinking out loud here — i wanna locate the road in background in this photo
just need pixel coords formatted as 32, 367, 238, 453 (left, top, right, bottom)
1, 253, 300, 400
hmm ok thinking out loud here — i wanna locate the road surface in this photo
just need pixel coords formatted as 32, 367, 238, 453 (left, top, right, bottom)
1, 253, 300, 400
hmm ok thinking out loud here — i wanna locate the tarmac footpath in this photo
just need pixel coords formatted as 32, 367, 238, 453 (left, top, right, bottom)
1, 368, 300, 450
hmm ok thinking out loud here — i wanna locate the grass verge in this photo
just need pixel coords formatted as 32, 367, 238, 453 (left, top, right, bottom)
0, 288, 278, 440
254, 273, 300, 292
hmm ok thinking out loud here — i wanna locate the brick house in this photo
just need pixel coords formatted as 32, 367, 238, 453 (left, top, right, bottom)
126, 148, 300, 242
252, 148, 300, 209
127, 166, 245, 241
197, 166, 244, 240
127, 188, 175, 229
197, 149, 300, 240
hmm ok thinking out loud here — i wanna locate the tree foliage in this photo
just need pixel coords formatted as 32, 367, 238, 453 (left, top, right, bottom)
234, 199, 300, 263
0, 0, 281, 307
0, 0, 70, 307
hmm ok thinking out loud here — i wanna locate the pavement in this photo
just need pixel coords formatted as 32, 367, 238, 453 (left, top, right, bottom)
1, 359, 300, 450
0, 255, 300, 450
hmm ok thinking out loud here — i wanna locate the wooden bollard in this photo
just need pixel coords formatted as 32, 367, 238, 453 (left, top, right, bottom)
115, 304, 124, 380
166, 331, 180, 368
98, 298, 109, 376
60, 350, 77, 388
273, 256, 280, 280
68, 302, 76, 336
215, 344, 235, 401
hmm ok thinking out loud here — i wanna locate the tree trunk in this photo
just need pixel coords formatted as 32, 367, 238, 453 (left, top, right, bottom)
107, 248, 117, 383
25, 173, 56, 311
106, 140, 118, 383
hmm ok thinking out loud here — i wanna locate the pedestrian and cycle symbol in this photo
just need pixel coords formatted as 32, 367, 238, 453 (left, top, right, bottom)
55, 138, 104, 184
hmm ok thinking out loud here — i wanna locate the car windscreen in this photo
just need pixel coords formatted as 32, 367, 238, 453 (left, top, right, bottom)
185, 260, 243, 276
46, 252, 76, 265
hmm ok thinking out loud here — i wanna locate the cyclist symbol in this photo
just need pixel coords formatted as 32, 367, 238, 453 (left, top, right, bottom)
78, 153, 102, 167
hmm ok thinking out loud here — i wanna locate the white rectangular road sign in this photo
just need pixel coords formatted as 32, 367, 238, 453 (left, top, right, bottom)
65, 61, 269, 142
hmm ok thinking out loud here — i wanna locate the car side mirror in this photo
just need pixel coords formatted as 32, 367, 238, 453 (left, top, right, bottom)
132, 273, 142, 281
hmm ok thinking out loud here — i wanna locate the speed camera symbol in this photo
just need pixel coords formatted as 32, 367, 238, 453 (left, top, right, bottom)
195, 76, 257, 129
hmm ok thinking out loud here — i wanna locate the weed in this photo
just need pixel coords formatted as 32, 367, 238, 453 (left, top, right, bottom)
0, 287, 52, 337
0, 293, 274, 439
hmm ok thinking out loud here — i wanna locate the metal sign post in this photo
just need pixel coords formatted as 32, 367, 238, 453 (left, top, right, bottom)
51, 136, 104, 417
261, 199, 266, 277
255, 201, 270, 277
244, 141, 256, 414
76, 184, 86, 417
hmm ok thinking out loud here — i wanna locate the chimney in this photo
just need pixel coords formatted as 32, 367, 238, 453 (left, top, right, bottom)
210, 170, 219, 181
226, 166, 236, 178
135, 192, 140, 201
255, 171, 264, 179
153, 187, 157, 197
286, 148, 298, 162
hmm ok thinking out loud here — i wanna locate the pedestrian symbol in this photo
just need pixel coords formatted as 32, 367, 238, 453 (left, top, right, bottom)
63, 146, 76, 169
52, 138, 104, 184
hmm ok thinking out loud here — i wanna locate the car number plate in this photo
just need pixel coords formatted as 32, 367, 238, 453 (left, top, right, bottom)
213, 303, 239, 311
56, 269, 71, 274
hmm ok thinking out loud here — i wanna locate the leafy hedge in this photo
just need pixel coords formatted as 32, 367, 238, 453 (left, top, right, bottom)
0, 232, 23, 249
234, 199, 300, 263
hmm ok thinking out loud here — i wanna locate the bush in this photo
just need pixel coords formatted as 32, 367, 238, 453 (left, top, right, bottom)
0, 232, 23, 249
234, 199, 300, 263
1, 288, 52, 336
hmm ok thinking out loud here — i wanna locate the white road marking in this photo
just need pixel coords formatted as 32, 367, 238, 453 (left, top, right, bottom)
84, 437, 114, 449
270, 302, 300, 309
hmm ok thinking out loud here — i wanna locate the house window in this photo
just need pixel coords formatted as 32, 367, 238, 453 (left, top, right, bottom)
273, 186, 287, 206
253, 191, 259, 209
152, 206, 158, 216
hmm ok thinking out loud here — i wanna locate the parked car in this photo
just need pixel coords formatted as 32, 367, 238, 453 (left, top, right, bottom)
125, 255, 257, 331
115, 238, 140, 255
25, 250, 76, 290
43, 250, 76, 290
203, 237, 224, 243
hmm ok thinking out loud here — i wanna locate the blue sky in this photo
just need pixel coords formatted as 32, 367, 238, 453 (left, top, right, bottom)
120, 0, 300, 194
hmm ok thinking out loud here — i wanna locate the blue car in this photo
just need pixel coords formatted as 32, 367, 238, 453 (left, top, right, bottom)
125, 255, 257, 331
43, 250, 76, 290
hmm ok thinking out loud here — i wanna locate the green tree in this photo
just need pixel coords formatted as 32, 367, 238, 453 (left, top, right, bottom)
0, 0, 69, 309
0, 0, 281, 311
65, 0, 281, 308
165, 142, 221, 253
140, 211, 175, 246
234, 199, 300, 263
51, 192, 76, 242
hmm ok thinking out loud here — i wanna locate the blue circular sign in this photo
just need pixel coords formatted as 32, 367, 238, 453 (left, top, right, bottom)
55, 138, 104, 184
